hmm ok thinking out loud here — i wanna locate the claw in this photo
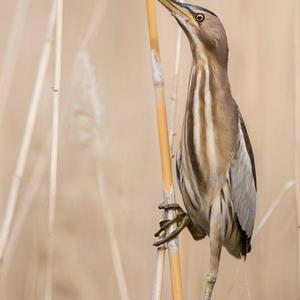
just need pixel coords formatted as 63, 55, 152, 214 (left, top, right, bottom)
158, 203, 182, 211
154, 211, 186, 237
153, 215, 190, 247
153, 203, 192, 246
159, 219, 168, 228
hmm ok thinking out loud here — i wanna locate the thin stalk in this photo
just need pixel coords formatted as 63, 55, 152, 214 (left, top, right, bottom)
0, 0, 30, 123
62, 1, 109, 117
152, 248, 166, 300
81, 0, 109, 50
0, 2, 56, 266
294, 0, 300, 296
0, 152, 47, 296
145, 1, 184, 300
253, 180, 295, 238
242, 263, 252, 300
4, 152, 48, 271
45, 1, 63, 299
96, 170, 130, 300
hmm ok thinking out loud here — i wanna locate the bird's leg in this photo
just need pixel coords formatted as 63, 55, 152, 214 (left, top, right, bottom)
203, 204, 222, 300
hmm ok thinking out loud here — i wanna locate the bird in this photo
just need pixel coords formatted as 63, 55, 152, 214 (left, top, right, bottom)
153, 1, 257, 299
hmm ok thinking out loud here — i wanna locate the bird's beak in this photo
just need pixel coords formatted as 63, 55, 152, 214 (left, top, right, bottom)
157, 0, 195, 24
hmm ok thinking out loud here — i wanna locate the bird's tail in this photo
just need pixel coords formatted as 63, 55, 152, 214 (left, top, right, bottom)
223, 222, 252, 259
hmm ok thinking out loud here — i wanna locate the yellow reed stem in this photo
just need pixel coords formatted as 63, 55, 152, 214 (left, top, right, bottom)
294, 0, 300, 296
145, 1, 184, 299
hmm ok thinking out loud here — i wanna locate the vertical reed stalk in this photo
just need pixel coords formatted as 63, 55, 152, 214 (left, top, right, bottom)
0, 153, 47, 296
145, 1, 183, 299
62, 1, 109, 117
294, 0, 300, 295
5, 153, 47, 270
0, 0, 30, 123
45, 1, 63, 299
154, 4, 184, 299
96, 170, 130, 300
0, 2, 56, 266
81, 0, 110, 49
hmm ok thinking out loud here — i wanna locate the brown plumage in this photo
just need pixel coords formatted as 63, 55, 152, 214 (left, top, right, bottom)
154, 1, 257, 299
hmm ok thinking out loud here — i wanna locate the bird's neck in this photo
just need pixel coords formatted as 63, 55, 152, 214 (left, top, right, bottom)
186, 54, 231, 116
191, 53, 230, 96
182, 52, 236, 184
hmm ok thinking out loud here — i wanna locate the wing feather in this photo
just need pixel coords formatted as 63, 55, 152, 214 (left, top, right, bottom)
230, 113, 257, 238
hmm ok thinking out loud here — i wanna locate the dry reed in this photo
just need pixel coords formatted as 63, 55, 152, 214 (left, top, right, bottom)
153, 3, 184, 299
294, 0, 300, 294
5, 153, 47, 270
0, 2, 56, 266
253, 180, 295, 238
96, 172, 131, 300
3, 151, 47, 298
64, 0, 109, 99
145, 1, 184, 299
45, 1, 63, 299
81, 0, 109, 49
0, 0, 30, 123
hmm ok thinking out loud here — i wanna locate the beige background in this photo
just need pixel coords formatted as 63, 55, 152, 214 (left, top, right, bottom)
0, 0, 299, 299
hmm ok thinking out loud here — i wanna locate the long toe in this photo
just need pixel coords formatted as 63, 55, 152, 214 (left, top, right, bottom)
158, 203, 183, 211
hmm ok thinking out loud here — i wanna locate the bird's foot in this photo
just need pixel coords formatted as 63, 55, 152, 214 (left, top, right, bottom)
153, 203, 190, 247
158, 202, 184, 212
203, 273, 217, 300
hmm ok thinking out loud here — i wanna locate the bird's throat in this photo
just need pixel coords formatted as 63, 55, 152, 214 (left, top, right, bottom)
183, 54, 232, 188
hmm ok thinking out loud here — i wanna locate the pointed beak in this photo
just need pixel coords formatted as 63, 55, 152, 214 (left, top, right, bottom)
157, 0, 195, 23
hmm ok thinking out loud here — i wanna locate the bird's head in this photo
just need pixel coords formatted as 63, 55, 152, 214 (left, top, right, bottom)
158, 0, 228, 66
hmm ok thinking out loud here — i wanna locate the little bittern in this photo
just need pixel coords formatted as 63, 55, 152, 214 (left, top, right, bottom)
154, 1, 257, 299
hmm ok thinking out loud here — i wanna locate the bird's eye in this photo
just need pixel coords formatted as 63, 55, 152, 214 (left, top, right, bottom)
194, 13, 205, 23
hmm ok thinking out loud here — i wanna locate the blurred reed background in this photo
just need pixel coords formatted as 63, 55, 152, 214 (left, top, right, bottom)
0, 0, 299, 299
